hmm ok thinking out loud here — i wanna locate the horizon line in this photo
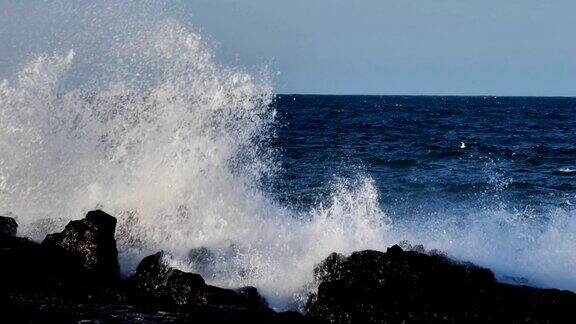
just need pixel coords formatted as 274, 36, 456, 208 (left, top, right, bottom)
276, 93, 576, 99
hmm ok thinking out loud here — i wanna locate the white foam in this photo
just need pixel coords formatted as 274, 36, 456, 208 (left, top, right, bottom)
0, 2, 392, 310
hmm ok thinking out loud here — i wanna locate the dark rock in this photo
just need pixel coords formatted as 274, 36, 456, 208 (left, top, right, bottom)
130, 251, 176, 297
272, 311, 317, 323
43, 210, 120, 279
198, 284, 247, 307
166, 269, 207, 306
398, 240, 425, 253
0, 217, 88, 293
1, 213, 314, 323
0, 215, 17, 236
0, 231, 88, 292
13, 206, 576, 323
306, 244, 576, 323
312, 252, 346, 283
130, 251, 206, 306
130, 251, 271, 313
236, 286, 270, 310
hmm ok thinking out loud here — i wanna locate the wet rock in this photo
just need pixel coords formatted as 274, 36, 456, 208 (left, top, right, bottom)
236, 286, 270, 311
42, 210, 120, 279
1, 213, 310, 323
130, 251, 178, 298
0, 230, 86, 292
130, 251, 271, 313
166, 269, 207, 306
272, 311, 315, 323
0, 216, 17, 236
130, 251, 206, 306
398, 240, 425, 253
306, 245, 576, 323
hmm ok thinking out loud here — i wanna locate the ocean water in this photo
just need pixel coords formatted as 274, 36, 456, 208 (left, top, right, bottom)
1, 1, 575, 311
273, 95, 576, 213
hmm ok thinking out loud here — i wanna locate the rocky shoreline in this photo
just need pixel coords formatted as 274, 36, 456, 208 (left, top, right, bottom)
1, 211, 575, 323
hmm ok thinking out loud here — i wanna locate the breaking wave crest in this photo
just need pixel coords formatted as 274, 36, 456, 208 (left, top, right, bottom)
0, 2, 392, 309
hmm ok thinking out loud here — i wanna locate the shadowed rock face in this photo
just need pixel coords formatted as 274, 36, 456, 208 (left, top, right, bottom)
42, 210, 120, 279
129, 251, 271, 312
0, 216, 18, 236
306, 245, 576, 323
129, 251, 206, 306
0, 211, 308, 323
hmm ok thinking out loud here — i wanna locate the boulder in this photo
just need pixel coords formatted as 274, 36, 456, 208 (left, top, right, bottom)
0, 216, 17, 236
0, 217, 82, 291
0, 231, 86, 292
236, 286, 269, 311
0, 213, 309, 323
130, 251, 270, 312
43, 210, 120, 279
130, 251, 205, 306
306, 245, 576, 323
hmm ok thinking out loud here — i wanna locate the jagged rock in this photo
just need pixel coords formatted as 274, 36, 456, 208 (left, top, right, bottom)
130, 251, 270, 312
42, 210, 120, 279
11, 206, 576, 324
236, 286, 270, 311
306, 245, 576, 323
130, 251, 205, 306
398, 240, 425, 253
0, 216, 17, 236
272, 311, 315, 323
0, 231, 87, 292
130, 251, 177, 297
1, 214, 309, 323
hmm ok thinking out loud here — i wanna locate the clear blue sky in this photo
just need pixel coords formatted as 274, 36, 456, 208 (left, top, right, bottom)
1, 0, 574, 96
183, 0, 575, 96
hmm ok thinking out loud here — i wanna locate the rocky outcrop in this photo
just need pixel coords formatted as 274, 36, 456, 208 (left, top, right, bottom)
0, 233, 87, 293
0, 215, 17, 236
4, 210, 576, 323
129, 251, 206, 306
129, 251, 271, 312
1, 212, 306, 323
42, 210, 120, 279
306, 245, 576, 323
0, 212, 117, 293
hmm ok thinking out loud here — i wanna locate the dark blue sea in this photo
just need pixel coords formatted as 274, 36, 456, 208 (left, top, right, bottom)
273, 95, 576, 219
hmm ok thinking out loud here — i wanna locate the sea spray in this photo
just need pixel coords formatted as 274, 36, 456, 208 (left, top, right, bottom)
2, 0, 576, 312
0, 1, 392, 309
